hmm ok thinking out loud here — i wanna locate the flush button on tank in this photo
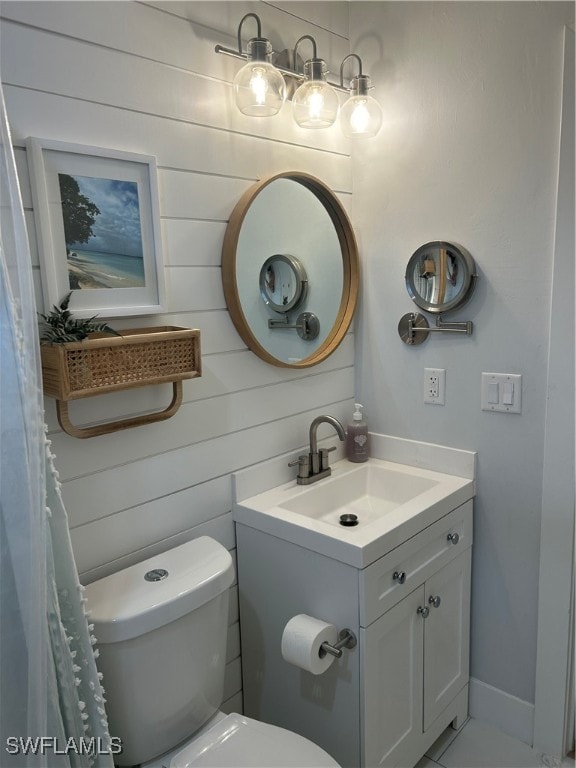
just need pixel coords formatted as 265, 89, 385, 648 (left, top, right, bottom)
144, 568, 169, 582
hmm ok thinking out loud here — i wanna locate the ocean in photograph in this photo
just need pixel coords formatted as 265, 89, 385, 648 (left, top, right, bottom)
68, 248, 145, 289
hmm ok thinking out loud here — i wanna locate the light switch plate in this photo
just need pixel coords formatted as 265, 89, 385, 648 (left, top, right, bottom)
481, 373, 522, 413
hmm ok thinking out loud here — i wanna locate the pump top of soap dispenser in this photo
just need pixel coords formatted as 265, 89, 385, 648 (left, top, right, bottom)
353, 404, 364, 421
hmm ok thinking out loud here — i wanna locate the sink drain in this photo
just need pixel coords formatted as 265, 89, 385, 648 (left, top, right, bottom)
339, 513, 359, 527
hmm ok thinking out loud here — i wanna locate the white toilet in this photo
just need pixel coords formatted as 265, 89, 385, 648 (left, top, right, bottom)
85, 536, 340, 768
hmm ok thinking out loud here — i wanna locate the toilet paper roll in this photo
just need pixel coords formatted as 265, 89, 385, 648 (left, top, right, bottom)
281, 614, 338, 675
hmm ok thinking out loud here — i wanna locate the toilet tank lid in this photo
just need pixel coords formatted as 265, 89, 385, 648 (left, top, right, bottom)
85, 537, 234, 643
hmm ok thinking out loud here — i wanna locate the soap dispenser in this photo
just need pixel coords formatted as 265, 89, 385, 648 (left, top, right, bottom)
346, 403, 369, 463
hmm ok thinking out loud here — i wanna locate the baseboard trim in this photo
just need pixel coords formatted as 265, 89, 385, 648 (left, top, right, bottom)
469, 677, 534, 746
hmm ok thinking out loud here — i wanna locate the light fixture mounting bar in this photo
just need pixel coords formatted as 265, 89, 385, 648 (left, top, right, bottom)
214, 44, 248, 62
214, 45, 348, 91
215, 45, 307, 84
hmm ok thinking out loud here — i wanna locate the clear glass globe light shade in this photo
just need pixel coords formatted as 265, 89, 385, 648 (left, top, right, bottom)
292, 81, 339, 128
340, 94, 383, 138
233, 61, 286, 117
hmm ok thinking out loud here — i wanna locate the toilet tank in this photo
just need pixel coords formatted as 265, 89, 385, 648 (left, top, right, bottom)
85, 536, 235, 766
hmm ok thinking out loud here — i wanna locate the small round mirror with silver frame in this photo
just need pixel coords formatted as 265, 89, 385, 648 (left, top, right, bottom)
405, 241, 477, 314
399, 241, 477, 345
259, 254, 308, 313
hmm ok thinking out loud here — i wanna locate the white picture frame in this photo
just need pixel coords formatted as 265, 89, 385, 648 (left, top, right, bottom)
27, 137, 166, 318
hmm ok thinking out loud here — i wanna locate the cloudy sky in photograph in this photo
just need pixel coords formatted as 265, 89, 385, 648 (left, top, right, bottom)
67, 174, 144, 258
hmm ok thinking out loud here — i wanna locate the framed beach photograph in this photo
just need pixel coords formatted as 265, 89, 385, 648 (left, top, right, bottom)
27, 138, 166, 317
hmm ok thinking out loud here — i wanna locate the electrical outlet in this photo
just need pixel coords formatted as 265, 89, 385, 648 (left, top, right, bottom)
424, 368, 446, 405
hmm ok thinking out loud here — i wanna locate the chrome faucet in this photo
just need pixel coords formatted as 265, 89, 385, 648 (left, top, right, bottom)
289, 415, 346, 485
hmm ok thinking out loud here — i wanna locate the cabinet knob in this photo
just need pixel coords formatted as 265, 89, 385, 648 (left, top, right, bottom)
428, 595, 441, 608
417, 606, 430, 618
447, 532, 460, 545
393, 571, 407, 585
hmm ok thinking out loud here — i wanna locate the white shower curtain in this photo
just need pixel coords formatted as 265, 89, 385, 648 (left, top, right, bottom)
0, 85, 114, 767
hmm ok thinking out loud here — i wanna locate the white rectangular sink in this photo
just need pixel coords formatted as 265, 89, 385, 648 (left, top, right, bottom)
234, 458, 475, 567
281, 462, 438, 528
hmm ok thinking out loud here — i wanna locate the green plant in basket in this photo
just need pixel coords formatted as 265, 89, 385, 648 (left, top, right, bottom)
38, 293, 120, 343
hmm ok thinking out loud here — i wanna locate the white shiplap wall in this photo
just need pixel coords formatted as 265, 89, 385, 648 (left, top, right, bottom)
0, 0, 353, 712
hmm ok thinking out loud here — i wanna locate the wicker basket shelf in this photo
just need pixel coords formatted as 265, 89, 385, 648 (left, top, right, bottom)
41, 326, 201, 438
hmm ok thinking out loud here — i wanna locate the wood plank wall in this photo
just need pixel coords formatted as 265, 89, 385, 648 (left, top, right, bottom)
0, 0, 353, 713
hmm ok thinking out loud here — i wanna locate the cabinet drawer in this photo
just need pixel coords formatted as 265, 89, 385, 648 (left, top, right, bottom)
360, 500, 472, 627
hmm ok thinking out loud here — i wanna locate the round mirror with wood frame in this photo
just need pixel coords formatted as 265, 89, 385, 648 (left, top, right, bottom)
222, 172, 359, 368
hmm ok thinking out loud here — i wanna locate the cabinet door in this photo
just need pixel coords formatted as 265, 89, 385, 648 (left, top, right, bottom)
423, 548, 471, 730
361, 586, 425, 767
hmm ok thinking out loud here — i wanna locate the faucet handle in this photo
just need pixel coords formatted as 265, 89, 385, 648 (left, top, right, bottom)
319, 446, 337, 472
288, 454, 310, 479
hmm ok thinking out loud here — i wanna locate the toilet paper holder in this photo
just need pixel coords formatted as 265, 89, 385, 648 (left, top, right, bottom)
319, 628, 357, 659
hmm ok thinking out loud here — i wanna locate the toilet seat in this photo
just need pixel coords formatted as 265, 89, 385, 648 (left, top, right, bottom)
169, 713, 340, 767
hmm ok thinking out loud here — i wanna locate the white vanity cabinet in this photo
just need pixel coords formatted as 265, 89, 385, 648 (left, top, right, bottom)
236, 499, 473, 768
362, 550, 471, 767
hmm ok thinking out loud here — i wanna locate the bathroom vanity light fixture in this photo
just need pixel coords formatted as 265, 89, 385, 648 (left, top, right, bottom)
291, 35, 339, 128
214, 15, 382, 137
339, 54, 383, 139
217, 13, 286, 116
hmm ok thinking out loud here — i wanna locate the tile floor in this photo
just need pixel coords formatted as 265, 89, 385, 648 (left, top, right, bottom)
415, 718, 576, 768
